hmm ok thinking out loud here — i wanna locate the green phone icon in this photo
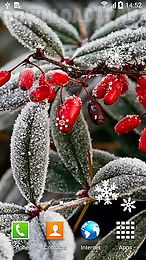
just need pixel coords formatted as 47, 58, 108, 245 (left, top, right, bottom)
11, 221, 29, 239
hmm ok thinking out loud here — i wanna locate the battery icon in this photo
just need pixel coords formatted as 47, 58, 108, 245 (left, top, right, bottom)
118, 1, 124, 9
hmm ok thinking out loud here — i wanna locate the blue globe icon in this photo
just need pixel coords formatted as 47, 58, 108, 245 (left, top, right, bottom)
81, 221, 100, 240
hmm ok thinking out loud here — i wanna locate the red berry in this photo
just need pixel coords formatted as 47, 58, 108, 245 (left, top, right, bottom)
25, 203, 40, 217
139, 127, 146, 153
40, 69, 69, 86
104, 74, 117, 84
56, 96, 82, 133
92, 74, 117, 99
0, 70, 11, 87
87, 99, 105, 125
104, 80, 123, 105
38, 73, 46, 86
76, 189, 89, 198
137, 76, 146, 88
114, 115, 141, 135
19, 68, 34, 91
118, 74, 129, 94
92, 81, 107, 99
29, 85, 56, 102
136, 84, 146, 108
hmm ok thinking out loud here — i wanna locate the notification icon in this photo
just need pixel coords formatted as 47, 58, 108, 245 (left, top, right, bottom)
46, 221, 64, 240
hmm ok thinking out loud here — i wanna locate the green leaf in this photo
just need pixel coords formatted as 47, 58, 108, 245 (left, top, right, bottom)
50, 89, 92, 186
93, 149, 117, 173
22, 2, 81, 45
89, 157, 146, 201
28, 210, 75, 260
85, 209, 146, 260
46, 150, 82, 194
45, 149, 116, 194
11, 102, 50, 203
91, 9, 146, 40
3, 11, 64, 59
73, 27, 146, 67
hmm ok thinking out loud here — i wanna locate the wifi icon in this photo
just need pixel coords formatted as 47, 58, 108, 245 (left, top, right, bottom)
101, 1, 108, 8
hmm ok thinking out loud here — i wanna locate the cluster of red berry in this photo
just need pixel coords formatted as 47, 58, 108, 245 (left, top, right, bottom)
0, 68, 83, 133
92, 74, 146, 152
0, 68, 146, 152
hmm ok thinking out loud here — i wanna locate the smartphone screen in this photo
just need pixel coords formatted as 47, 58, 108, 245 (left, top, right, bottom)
0, 1, 146, 260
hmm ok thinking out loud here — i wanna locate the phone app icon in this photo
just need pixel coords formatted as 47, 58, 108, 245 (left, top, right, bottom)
46, 221, 64, 240
11, 221, 29, 239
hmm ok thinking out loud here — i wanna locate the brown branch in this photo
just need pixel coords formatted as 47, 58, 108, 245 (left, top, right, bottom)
41, 197, 94, 213
75, 6, 88, 41
73, 204, 89, 233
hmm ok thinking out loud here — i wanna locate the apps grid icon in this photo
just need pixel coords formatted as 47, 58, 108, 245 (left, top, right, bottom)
116, 221, 135, 240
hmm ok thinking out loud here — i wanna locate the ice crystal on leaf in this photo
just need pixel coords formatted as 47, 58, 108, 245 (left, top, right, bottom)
85, 210, 146, 260
0, 233, 14, 260
2, 11, 64, 59
11, 102, 50, 203
51, 90, 92, 186
22, 2, 81, 45
28, 210, 75, 260
0, 202, 28, 252
91, 9, 146, 40
89, 158, 146, 201
74, 27, 146, 66
121, 197, 136, 213
94, 180, 119, 205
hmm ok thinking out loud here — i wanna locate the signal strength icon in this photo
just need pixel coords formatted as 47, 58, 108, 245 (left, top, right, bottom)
101, 1, 108, 8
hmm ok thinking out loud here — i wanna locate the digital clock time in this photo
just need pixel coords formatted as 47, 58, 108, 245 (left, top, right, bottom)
126, 2, 142, 8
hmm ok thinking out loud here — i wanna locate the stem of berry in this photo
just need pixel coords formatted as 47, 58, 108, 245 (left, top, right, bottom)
140, 113, 146, 119
27, 61, 45, 75
9, 53, 34, 72
60, 87, 63, 104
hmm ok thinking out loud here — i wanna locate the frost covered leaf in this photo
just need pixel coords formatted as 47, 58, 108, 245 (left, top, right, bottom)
93, 149, 117, 173
51, 90, 92, 186
0, 202, 28, 252
22, 2, 81, 45
11, 102, 50, 203
46, 150, 81, 193
73, 27, 146, 67
85, 209, 146, 260
0, 64, 53, 117
2, 11, 64, 59
91, 9, 146, 40
28, 210, 75, 260
0, 233, 14, 260
84, 2, 113, 37
89, 157, 146, 201
46, 149, 116, 194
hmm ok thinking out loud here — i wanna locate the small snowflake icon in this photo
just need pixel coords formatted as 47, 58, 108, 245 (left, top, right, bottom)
121, 197, 136, 213
94, 180, 119, 205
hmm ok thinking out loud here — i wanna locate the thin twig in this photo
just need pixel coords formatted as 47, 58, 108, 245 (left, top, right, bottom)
75, 6, 88, 41
73, 204, 90, 233
88, 149, 94, 185
42, 197, 94, 213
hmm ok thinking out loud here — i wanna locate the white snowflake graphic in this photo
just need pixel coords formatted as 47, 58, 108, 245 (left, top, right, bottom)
94, 180, 119, 205
121, 197, 136, 213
